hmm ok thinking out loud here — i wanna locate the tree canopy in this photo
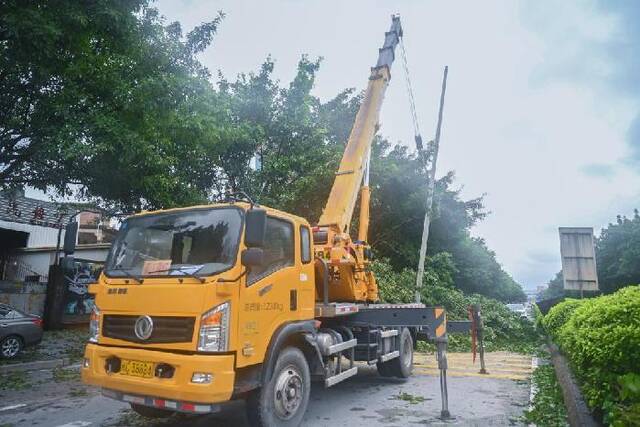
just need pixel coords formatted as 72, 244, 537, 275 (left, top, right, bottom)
1, 0, 225, 209
1, 1, 525, 302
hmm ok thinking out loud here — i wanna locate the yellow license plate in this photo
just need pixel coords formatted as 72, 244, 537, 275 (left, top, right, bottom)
120, 359, 154, 378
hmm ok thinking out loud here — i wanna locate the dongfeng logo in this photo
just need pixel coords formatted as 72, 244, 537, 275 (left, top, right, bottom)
134, 315, 154, 340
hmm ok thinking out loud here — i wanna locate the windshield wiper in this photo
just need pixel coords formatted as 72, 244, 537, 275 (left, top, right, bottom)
150, 265, 206, 283
111, 266, 144, 284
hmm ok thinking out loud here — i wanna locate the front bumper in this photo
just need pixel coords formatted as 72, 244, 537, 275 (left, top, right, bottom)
82, 344, 235, 404
101, 388, 220, 414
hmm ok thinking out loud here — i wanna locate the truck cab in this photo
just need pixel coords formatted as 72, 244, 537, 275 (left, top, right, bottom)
82, 202, 316, 413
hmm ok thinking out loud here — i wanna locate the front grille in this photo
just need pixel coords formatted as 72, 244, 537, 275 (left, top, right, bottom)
102, 315, 195, 344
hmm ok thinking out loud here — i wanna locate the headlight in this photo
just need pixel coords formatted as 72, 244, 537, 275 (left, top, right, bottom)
89, 304, 100, 343
198, 302, 230, 352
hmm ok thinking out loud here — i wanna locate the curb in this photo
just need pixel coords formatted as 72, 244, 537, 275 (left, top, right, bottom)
547, 341, 602, 427
527, 356, 539, 427
0, 357, 70, 374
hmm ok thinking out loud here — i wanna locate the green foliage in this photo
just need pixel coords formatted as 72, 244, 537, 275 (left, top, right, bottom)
392, 392, 426, 404
550, 286, 640, 425
375, 259, 539, 353
542, 299, 585, 338
596, 211, 640, 294
444, 236, 526, 302
532, 303, 545, 331
372, 254, 455, 304
1, 1, 225, 209
523, 364, 569, 426
0, 371, 30, 390
542, 271, 566, 300
215, 56, 346, 221
53, 366, 80, 383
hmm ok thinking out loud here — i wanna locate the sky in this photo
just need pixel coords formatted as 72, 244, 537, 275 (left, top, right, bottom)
152, 0, 640, 290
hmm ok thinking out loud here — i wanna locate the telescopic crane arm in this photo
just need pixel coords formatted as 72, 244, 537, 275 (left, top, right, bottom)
314, 16, 402, 303
317, 16, 403, 239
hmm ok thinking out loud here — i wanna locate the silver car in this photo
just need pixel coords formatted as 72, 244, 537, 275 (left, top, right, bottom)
0, 303, 43, 359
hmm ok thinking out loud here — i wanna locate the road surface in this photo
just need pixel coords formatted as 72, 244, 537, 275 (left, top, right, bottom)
0, 352, 533, 426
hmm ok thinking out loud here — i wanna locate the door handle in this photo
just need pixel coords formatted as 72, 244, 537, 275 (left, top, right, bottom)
0, 324, 8, 327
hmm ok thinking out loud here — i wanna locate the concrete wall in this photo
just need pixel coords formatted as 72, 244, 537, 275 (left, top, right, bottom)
0, 282, 47, 316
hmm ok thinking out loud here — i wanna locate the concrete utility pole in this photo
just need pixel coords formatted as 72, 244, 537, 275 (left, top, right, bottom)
415, 66, 448, 303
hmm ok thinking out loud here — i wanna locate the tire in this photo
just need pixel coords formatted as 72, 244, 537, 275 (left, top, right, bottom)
246, 346, 311, 427
1, 335, 23, 359
376, 359, 394, 377
388, 328, 414, 378
377, 328, 413, 379
129, 403, 174, 418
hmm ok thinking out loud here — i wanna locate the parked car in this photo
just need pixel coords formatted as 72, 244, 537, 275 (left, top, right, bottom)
506, 303, 528, 318
0, 303, 43, 359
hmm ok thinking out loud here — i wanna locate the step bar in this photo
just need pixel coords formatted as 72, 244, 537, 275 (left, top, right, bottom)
325, 366, 358, 387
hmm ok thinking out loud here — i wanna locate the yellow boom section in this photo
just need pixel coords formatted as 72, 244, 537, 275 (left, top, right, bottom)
318, 16, 402, 235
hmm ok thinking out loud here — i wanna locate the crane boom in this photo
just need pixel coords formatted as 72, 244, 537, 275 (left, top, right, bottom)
318, 16, 403, 235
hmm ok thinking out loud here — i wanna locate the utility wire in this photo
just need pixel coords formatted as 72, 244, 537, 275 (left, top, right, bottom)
400, 37, 423, 151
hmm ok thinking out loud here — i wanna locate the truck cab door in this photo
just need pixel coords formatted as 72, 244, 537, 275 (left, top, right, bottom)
237, 216, 298, 368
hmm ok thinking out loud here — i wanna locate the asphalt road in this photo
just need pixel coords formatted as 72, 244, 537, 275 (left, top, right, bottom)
0, 352, 532, 427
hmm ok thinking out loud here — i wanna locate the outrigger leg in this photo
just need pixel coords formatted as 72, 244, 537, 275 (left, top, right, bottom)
436, 336, 451, 420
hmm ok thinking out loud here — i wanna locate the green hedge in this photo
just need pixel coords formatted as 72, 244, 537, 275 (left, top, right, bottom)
532, 303, 544, 331
545, 286, 640, 426
542, 299, 585, 339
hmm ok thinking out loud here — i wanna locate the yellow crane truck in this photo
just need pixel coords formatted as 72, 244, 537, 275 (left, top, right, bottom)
80, 15, 458, 426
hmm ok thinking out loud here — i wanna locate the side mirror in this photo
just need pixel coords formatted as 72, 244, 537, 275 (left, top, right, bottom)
245, 208, 266, 247
63, 221, 79, 255
241, 248, 264, 268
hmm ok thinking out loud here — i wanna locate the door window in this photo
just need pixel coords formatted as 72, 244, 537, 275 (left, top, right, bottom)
247, 217, 294, 285
300, 226, 311, 264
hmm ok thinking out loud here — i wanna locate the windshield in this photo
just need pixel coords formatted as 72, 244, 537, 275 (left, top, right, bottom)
105, 207, 243, 279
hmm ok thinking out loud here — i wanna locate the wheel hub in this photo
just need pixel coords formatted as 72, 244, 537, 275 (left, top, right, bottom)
2, 338, 20, 357
273, 365, 304, 420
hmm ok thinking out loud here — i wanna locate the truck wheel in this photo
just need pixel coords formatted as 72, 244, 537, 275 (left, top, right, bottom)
388, 327, 414, 378
129, 403, 174, 418
247, 346, 310, 427
376, 361, 394, 377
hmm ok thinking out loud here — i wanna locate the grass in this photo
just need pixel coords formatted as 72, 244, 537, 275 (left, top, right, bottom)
522, 364, 569, 426
53, 366, 80, 382
0, 371, 31, 390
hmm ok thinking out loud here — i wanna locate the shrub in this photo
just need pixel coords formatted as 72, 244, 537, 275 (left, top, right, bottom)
553, 286, 640, 425
542, 299, 585, 339
374, 259, 540, 353
372, 260, 416, 304
532, 303, 544, 331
